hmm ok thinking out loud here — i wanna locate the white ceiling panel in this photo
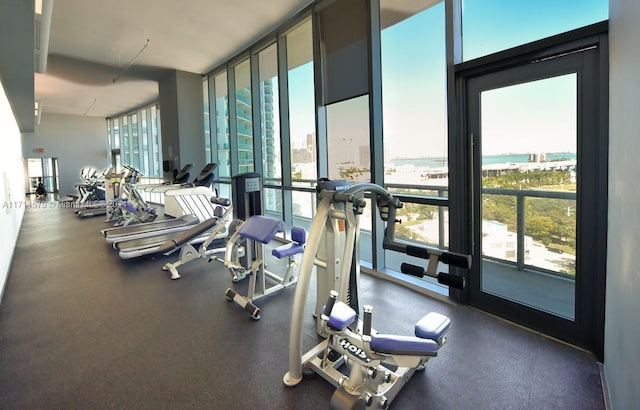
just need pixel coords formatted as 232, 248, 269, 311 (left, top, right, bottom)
37, 0, 313, 118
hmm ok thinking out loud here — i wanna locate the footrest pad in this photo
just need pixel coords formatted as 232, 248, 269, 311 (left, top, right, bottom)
370, 334, 439, 356
327, 302, 357, 330
415, 312, 451, 342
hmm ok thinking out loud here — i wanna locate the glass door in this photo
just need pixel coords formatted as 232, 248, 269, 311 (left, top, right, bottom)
479, 74, 577, 320
464, 45, 606, 355
26, 157, 59, 195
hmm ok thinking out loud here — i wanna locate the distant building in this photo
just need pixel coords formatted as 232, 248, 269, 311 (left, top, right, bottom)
291, 132, 316, 163
482, 219, 532, 260
528, 152, 547, 162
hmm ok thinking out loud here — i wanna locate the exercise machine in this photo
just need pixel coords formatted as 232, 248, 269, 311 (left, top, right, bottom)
222, 215, 306, 320
163, 186, 218, 219
143, 163, 217, 194
172, 163, 193, 184
103, 187, 223, 243
102, 214, 201, 243
110, 165, 158, 227
218, 172, 307, 319
230, 172, 262, 267
161, 197, 234, 279
115, 209, 229, 260
282, 182, 471, 409
73, 167, 104, 204
76, 168, 125, 219
317, 290, 451, 409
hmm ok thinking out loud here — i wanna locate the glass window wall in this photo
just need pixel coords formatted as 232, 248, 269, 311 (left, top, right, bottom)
258, 43, 281, 185
326, 95, 370, 182
461, 0, 608, 61
106, 103, 162, 177
287, 19, 316, 187
214, 72, 231, 179
203, 78, 211, 163
234, 58, 254, 173
197, 1, 608, 297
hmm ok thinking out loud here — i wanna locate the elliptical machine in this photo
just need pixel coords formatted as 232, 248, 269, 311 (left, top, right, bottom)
282, 182, 471, 409
108, 165, 157, 227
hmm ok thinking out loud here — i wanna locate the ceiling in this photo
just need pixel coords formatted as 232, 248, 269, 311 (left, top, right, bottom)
35, 0, 314, 118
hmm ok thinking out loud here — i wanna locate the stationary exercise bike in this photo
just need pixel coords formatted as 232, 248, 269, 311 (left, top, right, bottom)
282, 182, 471, 409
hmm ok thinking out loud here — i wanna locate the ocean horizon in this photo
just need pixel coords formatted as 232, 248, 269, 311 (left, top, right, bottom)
389, 152, 576, 168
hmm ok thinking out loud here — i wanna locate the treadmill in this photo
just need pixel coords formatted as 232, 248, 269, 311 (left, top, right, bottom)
139, 163, 194, 192
114, 216, 224, 259
149, 163, 217, 194
76, 206, 107, 218
102, 214, 200, 243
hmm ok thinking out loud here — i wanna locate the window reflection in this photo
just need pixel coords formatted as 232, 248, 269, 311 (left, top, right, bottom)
326, 96, 370, 182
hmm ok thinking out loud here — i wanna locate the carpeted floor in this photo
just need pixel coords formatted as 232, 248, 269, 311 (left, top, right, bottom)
0, 205, 605, 409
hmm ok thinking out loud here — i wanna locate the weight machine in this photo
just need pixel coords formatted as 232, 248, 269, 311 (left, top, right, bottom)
282, 182, 471, 409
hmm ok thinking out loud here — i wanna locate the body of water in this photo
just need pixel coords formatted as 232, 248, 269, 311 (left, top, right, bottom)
390, 152, 576, 168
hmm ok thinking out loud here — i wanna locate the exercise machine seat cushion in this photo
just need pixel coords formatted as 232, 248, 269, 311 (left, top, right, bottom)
327, 301, 357, 330
124, 201, 137, 213
370, 334, 439, 357
272, 226, 306, 258
415, 312, 451, 342
237, 216, 284, 244
272, 243, 304, 258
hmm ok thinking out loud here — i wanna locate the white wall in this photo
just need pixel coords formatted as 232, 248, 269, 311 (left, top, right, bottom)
0, 80, 26, 302
22, 113, 107, 197
605, 0, 640, 407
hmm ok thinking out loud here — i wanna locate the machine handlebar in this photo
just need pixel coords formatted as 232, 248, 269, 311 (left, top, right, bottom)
319, 181, 472, 289
406, 245, 471, 269
401, 263, 466, 289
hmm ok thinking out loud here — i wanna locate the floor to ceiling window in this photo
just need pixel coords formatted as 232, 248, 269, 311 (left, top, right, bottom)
286, 18, 316, 220
129, 113, 140, 169
150, 106, 161, 177
121, 116, 130, 167
198, 0, 609, 358
203, 77, 211, 163
258, 42, 283, 219
214, 72, 231, 182
234, 58, 254, 174
106, 103, 162, 178
380, 0, 449, 284
140, 109, 149, 174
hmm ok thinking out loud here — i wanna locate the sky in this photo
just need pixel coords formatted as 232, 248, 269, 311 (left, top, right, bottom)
462, 0, 608, 60
286, 0, 609, 160
481, 74, 577, 155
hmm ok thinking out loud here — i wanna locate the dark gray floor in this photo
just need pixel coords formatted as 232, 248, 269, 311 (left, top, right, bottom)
0, 205, 605, 409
